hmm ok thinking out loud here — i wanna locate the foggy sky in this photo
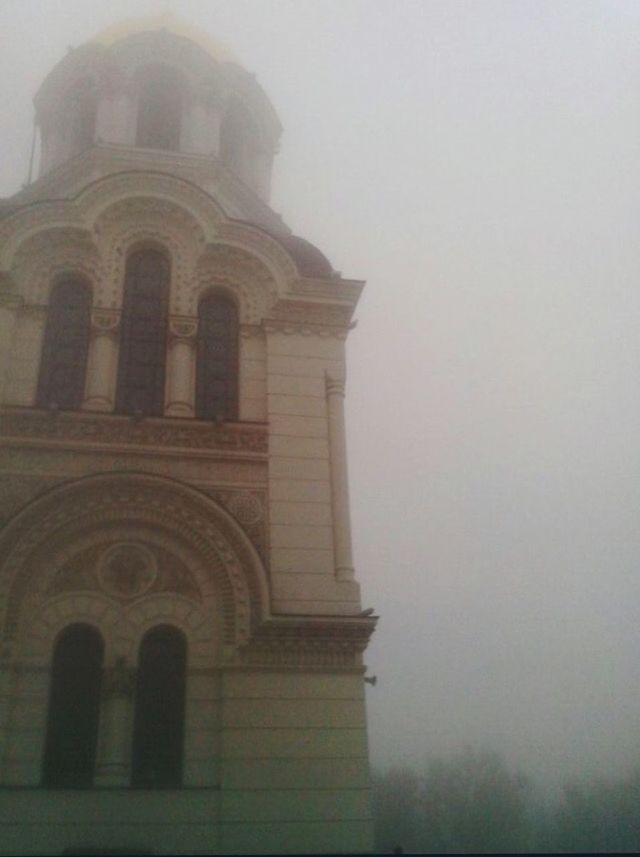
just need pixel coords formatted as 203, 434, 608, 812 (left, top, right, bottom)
2, 0, 639, 793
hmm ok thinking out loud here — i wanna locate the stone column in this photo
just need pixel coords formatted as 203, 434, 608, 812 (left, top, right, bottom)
83, 308, 120, 412
3, 303, 46, 407
326, 374, 355, 581
94, 657, 135, 787
0, 294, 21, 403
165, 316, 197, 417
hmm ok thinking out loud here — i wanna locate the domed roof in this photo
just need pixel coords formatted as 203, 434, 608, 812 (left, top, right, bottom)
90, 12, 238, 65
277, 235, 334, 278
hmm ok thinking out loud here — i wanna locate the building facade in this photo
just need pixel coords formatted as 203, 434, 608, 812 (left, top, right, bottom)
0, 16, 376, 855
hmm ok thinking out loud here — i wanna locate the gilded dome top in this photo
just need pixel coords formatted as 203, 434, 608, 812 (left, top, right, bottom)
90, 12, 238, 65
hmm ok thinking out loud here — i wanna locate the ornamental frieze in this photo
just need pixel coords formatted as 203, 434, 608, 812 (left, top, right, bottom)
232, 615, 378, 669
201, 488, 268, 565
268, 299, 354, 328
0, 407, 268, 455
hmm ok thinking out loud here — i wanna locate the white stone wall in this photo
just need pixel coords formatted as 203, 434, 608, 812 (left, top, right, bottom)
266, 329, 361, 615
0, 670, 372, 856
0, 87, 374, 853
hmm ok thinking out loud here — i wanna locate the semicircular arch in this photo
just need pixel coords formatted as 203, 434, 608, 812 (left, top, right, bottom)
0, 472, 270, 657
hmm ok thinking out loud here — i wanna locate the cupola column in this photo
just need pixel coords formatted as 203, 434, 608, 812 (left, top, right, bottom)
83, 309, 120, 412
165, 316, 197, 417
325, 373, 355, 581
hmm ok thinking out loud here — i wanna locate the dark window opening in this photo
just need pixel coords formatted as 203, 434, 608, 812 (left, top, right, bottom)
115, 249, 169, 417
219, 101, 257, 183
131, 625, 187, 789
136, 69, 182, 151
37, 279, 91, 411
195, 293, 238, 421
69, 78, 97, 154
43, 624, 104, 788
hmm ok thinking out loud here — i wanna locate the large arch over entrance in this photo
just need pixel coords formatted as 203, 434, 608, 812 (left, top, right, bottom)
0, 472, 271, 664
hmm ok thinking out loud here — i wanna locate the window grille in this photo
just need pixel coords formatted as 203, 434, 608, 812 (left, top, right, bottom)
136, 70, 182, 151
131, 625, 187, 789
36, 279, 91, 411
115, 249, 169, 417
195, 293, 239, 421
42, 624, 104, 788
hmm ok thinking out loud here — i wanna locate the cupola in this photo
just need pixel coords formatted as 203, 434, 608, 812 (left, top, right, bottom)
33, 13, 282, 202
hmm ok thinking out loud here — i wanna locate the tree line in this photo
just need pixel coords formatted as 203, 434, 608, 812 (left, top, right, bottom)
372, 748, 640, 853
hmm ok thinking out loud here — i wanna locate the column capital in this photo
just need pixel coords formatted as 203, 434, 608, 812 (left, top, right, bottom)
91, 307, 120, 338
168, 314, 198, 345
101, 656, 136, 700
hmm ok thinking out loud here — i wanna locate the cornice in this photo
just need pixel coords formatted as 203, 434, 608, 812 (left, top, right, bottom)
0, 406, 268, 457
231, 613, 378, 669
11, 145, 288, 235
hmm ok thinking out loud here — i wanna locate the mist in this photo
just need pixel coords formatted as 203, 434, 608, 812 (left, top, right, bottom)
2, 0, 639, 796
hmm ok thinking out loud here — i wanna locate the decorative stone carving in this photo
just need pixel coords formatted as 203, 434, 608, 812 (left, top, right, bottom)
234, 615, 377, 669
202, 488, 268, 564
226, 492, 263, 526
79, 172, 225, 236
0, 473, 269, 648
94, 196, 205, 311
46, 536, 201, 603
9, 227, 102, 305
0, 206, 85, 266
269, 299, 354, 328
90, 307, 120, 337
194, 243, 278, 322
0, 474, 60, 527
218, 221, 298, 284
98, 543, 157, 599
168, 315, 198, 343
0, 407, 268, 454
264, 319, 350, 339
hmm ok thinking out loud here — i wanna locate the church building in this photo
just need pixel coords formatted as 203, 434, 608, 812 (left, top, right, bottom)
0, 15, 376, 855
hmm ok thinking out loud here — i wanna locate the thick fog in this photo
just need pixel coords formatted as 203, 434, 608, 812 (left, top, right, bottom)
2, 0, 639, 794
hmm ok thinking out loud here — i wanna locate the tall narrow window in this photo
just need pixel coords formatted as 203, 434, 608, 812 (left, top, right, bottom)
132, 625, 187, 789
196, 293, 238, 421
37, 279, 91, 410
115, 249, 169, 417
136, 68, 182, 151
43, 624, 104, 788
219, 100, 256, 185
68, 78, 97, 155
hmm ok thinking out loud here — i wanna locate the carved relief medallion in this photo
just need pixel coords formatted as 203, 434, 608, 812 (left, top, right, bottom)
98, 543, 157, 599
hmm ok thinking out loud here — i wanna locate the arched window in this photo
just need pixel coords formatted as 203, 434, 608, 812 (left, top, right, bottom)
131, 625, 187, 789
37, 279, 91, 410
43, 624, 104, 788
219, 100, 257, 184
67, 77, 97, 155
136, 67, 182, 151
196, 293, 239, 421
115, 249, 169, 417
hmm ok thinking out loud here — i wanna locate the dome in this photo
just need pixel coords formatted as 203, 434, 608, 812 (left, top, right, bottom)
277, 235, 335, 278
90, 12, 238, 65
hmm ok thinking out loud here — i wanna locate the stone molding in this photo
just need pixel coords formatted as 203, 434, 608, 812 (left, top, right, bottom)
168, 314, 198, 343
0, 407, 268, 455
1, 172, 297, 299
91, 307, 120, 337
234, 615, 377, 669
264, 320, 350, 339
270, 299, 355, 327
0, 473, 270, 654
